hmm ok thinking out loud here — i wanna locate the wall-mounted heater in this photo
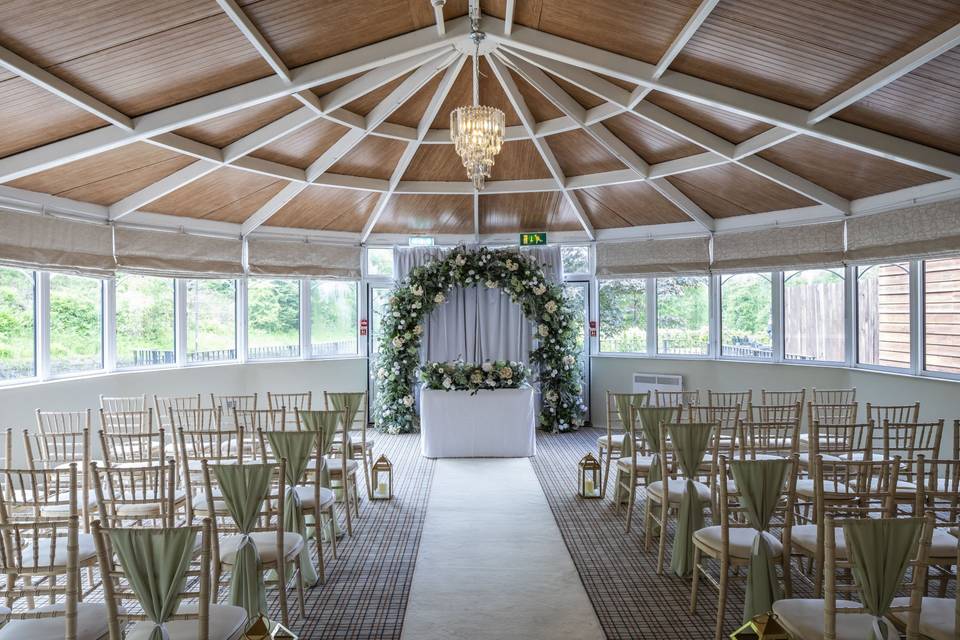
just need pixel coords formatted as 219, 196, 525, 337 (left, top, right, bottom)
632, 373, 683, 395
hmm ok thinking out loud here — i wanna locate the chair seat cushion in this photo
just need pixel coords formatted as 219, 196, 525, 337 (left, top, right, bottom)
315, 458, 358, 476
0, 602, 109, 640
792, 525, 958, 559
646, 478, 711, 503
219, 531, 304, 565
114, 489, 188, 516
797, 452, 842, 467
125, 603, 247, 640
194, 488, 228, 514
890, 596, 955, 640
795, 478, 849, 498
37, 490, 99, 517
772, 598, 895, 640
597, 434, 626, 449
23, 533, 97, 567
294, 485, 336, 509
845, 451, 886, 462
693, 526, 783, 559
616, 455, 656, 471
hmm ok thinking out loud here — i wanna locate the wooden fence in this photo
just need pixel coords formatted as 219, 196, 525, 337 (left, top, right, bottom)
784, 280, 845, 361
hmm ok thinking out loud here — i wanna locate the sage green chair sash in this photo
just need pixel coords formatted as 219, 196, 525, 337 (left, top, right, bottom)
298, 410, 344, 539
267, 431, 320, 587
214, 463, 275, 621
843, 517, 923, 640
729, 459, 791, 621
668, 422, 714, 577
108, 527, 198, 640
637, 407, 676, 484
327, 392, 364, 429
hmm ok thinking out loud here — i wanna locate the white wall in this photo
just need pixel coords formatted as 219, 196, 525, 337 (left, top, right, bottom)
0, 358, 368, 465
590, 356, 960, 454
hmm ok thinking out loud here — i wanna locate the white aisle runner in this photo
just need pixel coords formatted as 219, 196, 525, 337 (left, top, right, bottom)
401, 458, 604, 640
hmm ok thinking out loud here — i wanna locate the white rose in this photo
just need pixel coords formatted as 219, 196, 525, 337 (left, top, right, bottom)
392, 336, 404, 348
412, 301, 421, 309
506, 260, 518, 271
455, 255, 466, 266
499, 367, 513, 379
562, 355, 575, 366
545, 300, 558, 313
481, 361, 493, 372
533, 285, 547, 296
413, 324, 424, 335
442, 376, 453, 389
434, 293, 446, 304
411, 285, 423, 296
486, 378, 496, 387
538, 324, 549, 337
485, 280, 497, 288
402, 395, 414, 407
470, 371, 483, 384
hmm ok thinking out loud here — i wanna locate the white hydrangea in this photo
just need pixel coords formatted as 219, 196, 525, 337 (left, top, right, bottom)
545, 300, 558, 313
392, 336, 404, 348
481, 361, 493, 372
402, 395, 415, 407
434, 292, 446, 304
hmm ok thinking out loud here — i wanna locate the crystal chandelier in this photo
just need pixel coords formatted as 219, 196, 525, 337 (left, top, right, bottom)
450, 12, 504, 191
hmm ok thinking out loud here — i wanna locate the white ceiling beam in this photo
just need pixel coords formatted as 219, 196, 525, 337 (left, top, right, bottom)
653, 0, 720, 79
364, 51, 460, 129
215, 0, 291, 81
490, 20, 960, 179
501, 49, 632, 109
647, 178, 714, 232
222, 106, 317, 162
503, 0, 516, 35
320, 49, 447, 113
240, 182, 308, 236
486, 53, 595, 240
0, 17, 469, 184
433, 1, 446, 37
108, 160, 220, 220
361, 54, 466, 242
0, 44, 133, 130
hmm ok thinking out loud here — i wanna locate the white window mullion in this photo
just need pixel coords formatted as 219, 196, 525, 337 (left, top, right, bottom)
104, 277, 117, 371
772, 271, 784, 363
300, 278, 311, 359
910, 259, 923, 375
37, 271, 51, 380
238, 277, 248, 364
709, 273, 721, 359
589, 276, 600, 356
646, 277, 656, 356
358, 280, 368, 358
843, 265, 856, 368
175, 279, 187, 366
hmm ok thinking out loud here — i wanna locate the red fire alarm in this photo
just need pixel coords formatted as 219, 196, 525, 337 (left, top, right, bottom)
589, 320, 597, 329
360, 319, 368, 328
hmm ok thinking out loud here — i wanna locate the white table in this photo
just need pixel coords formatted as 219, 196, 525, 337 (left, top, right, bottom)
420, 386, 536, 458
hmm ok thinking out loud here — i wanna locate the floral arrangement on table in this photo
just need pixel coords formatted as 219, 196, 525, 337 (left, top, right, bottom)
420, 360, 528, 395
375, 245, 586, 434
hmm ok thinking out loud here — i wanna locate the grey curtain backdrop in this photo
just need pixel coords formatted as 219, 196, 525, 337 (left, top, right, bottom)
392, 243, 562, 364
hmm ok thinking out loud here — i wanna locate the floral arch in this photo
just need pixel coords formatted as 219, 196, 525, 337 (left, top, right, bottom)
374, 246, 586, 434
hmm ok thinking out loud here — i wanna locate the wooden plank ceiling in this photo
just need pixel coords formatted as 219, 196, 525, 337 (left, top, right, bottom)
0, 0, 957, 237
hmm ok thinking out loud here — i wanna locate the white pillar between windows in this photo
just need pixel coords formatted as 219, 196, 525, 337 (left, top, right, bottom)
709, 273, 721, 359
300, 278, 311, 359
910, 260, 923, 376
238, 277, 249, 365
37, 271, 50, 380
844, 265, 857, 368
772, 271, 784, 363
645, 277, 656, 356
103, 277, 117, 372
175, 279, 187, 366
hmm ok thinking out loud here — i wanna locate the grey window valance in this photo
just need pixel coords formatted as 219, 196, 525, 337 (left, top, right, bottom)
596, 236, 710, 278
247, 238, 362, 279
846, 197, 960, 264
712, 221, 845, 272
0, 209, 115, 277
114, 227, 243, 278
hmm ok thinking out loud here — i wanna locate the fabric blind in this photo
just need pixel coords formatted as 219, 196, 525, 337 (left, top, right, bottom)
712, 221, 844, 272
0, 210, 115, 277
114, 227, 243, 277
846, 198, 960, 263
247, 238, 361, 279
596, 236, 710, 277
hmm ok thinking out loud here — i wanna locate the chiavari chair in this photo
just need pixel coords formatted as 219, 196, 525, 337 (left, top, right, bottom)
614, 406, 679, 533
599, 391, 649, 498
776, 515, 932, 640
801, 402, 859, 451
913, 456, 960, 597
98, 408, 154, 434
738, 419, 801, 461
685, 404, 740, 460
98, 394, 145, 413
300, 408, 354, 539
89, 458, 180, 529
99, 426, 166, 469
761, 388, 806, 408
812, 387, 856, 405
210, 392, 258, 414
0, 512, 109, 639
786, 456, 899, 596
233, 408, 286, 460
748, 401, 802, 423
707, 390, 751, 422
23, 428, 96, 530
153, 394, 201, 429
92, 518, 247, 640
325, 391, 374, 498
655, 390, 699, 407
891, 537, 958, 640
201, 459, 305, 627
267, 391, 312, 414
176, 421, 245, 523
166, 406, 222, 458
691, 455, 799, 640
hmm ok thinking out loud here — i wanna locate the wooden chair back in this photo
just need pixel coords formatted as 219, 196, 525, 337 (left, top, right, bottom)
267, 391, 312, 413
153, 394, 202, 427
99, 427, 166, 467
812, 388, 856, 405
90, 459, 178, 528
168, 406, 222, 433
99, 394, 146, 413
761, 388, 806, 408
210, 393, 258, 413
99, 408, 154, 434
738, 419, 800, 459
748, 402, 802, 423
0, 464, 79, 522
655, 390, 699, 407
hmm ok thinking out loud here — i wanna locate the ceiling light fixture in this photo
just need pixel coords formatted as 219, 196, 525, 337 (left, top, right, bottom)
449, 7, 504, 191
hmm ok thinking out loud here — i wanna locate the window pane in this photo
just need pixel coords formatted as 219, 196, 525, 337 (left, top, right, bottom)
49, 273, 103, 374
310, 281, 357, 356
657, 277, 709, 355
367, 248, 394, 278
924, 257, 960, 375
186, 279, 237, 363
561, 246, 589, 276
598, 279, 646, 353
857, 263, 909, 368
248, 278, 300, 360
369, 286, 391, 355
116, 274, 176, 368
720, 273, 772, 359
0, 267, 35, 380
783, 268, 845, 362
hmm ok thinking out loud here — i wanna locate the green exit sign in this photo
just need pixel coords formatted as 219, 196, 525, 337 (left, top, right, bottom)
520, 233, 547, 246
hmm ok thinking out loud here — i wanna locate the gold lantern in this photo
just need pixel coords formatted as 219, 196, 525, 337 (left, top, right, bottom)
730, 613, 789, 639
371, 454, 393, 500
242, 615, 298, 639
578, 453, 602, 498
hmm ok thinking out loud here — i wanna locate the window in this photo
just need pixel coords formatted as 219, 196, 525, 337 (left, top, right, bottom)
310, 281, 358, 356
0, 267, 35, 380
248, 278, 300, 360
857, 263, 909, 369
561, 246, 589, 276
657, 277, 709, 355
369, 286, 392, 356
116, 274, 176, 368
720, 273, 772, 359
783, 268, 845, 362
924, 257, 960, 375
367, 248, 394, 278
49, 273, 103, 374
598, 279, 646, 353
185, 279, 237, 363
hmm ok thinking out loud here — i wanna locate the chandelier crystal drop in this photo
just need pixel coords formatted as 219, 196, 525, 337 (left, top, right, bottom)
449, 9, 504, 191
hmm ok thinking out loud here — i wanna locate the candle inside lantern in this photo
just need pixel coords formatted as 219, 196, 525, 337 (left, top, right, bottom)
584, 478, 594, 496
378, 480, 388, 497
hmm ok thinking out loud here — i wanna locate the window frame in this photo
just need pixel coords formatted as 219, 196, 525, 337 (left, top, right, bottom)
181, 278, 240, 367
717, 271, 775, 363
46, 272, 106, 379
596, 277, 651, 356
113, 272, 179, 372
853, 262, 912, 374
920, 257, 960, 381
780, 266, 848, 366
655, 275, 712, 359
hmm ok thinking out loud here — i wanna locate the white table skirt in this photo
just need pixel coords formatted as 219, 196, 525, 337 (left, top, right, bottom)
420, 387, 536, 458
